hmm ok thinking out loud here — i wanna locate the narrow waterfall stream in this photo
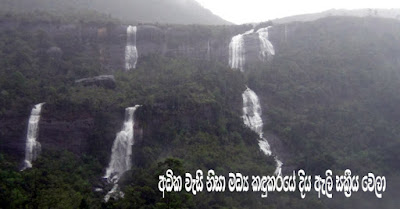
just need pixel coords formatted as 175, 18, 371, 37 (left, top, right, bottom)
21, 103, 45, 171
242, 88, 282, 175
125, 25, 138, 70
103, 105, 141, 202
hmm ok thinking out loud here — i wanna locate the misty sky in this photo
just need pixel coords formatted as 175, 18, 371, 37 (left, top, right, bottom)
195, 0, 400, 24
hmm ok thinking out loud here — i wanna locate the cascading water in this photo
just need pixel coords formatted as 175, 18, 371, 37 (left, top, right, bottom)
256, 27, 275, 61
21, 103, 45, 171
229, 27, 275, 71
104, 105, 141, 202
229, 29, 254, 72
242, 88, 272, 155
242, 88, 282, 175
232, 26, 282, 175
125, 26, 138, 70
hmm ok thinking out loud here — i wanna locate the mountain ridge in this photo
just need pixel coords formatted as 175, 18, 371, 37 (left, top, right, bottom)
272, 8, 400, 24
0, 0, 232, 25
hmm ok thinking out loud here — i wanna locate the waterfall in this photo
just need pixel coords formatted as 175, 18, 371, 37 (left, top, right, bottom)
229, 29, 254, 72
256, 27, 275, 61
232, 26, 280, 175
229, 27, 276, 71
21, 103, 45, 171
242, 88, 282, 175
125, 26, 138, 70
274, 158, 283, 176
242, 88, 271, 155
104, 105, 141, 202
242, 88, 264, 138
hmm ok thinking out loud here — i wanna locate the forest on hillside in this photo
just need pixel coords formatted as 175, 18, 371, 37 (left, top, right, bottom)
0, 9, 399, 209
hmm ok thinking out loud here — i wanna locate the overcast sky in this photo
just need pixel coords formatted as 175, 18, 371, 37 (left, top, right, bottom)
195, 0, 400, 24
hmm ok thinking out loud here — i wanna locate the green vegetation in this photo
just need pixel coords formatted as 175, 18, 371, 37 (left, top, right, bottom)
0, 15, 276, 207
0, 152, 103, 208
248, 17, 400, 176
0, 13, 399, 209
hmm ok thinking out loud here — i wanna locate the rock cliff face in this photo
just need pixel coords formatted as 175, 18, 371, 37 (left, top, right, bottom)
241, 32, 263, 67
0, 104, 144, 167
75, 75, 116, 89
0, 114, 28, 160
136, 24, 266, 67
0, 20, 272, 163
0, 20, 269, 71
38, 114, 94, 155
0, 107, 95, 162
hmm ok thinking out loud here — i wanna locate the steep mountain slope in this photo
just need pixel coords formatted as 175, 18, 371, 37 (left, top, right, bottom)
0, 0, 231, 25
262, 15, 400, 172
0, 12, 400, 208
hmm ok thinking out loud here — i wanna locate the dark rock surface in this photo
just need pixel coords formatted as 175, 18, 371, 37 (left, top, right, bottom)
0, 114, 28, 160
0, 20, 270, 162
0, 20, 266, 71
75, 75, 116, 89
243, 33, 263, 67
38, 116, 95, 155
0, 105, 144, 166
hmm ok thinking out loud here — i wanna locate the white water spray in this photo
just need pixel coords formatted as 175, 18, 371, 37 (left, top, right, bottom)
242, 88, 282, 175
21, 103, 45, 171
229, 29, 254, 72
256, 27, 275, 61
104, 105, 141, 202
229, 27, 275, 71
125, 26, 138, 70
274, 158, 283, 176
242, 88, 264, 138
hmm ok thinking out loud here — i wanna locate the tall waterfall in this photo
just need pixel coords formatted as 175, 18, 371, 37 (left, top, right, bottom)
242, 88, 282, 175
104, 105, 141, 202
242, 88, 271, 155
21, 103, 45, 171
256, 27, 275, 61
229, 29, 254, 72
125, 26, 138, 70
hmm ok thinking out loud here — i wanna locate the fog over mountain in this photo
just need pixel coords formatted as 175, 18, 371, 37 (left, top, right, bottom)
273, 8, 400, 24
0, 0, 232, 25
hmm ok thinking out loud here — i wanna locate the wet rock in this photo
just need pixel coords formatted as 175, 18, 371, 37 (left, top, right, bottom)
75, 75, 116, 89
